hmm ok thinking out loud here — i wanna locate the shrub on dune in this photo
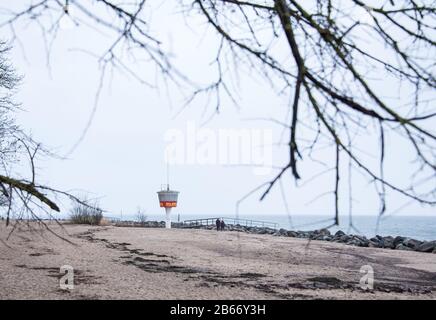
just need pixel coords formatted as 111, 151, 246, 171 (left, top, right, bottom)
69, 200, 103, 225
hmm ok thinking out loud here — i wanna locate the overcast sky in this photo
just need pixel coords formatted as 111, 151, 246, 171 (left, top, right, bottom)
2, 0, 434, 220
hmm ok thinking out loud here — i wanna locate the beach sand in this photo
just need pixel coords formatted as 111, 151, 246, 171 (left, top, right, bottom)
0, 223, 435, 300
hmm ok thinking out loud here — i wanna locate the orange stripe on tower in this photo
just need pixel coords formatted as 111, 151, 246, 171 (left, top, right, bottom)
160, 201, 177, 208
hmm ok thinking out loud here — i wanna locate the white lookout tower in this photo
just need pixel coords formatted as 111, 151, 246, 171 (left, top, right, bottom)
157, 184, 179, 229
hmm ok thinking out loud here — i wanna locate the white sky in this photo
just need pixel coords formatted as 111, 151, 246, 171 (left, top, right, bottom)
2, 1, 435, 219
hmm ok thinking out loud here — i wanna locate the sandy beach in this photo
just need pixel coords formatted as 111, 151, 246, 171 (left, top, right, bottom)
0, 223, 435, 300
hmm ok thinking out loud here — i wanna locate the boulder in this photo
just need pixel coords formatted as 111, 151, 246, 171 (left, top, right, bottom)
256, 227, 274, 234
297, 231, 310, 239
278, 228, 288, 236
381, 236, 395, 249
315, 228, 331, 236
352, 235, 369, 247
339, 234, 351, 242
417, 240, 436, 253
287, 231, 298, 237
346, 239, 361, 246
323, 235, 333, 241
352, 235, 367, 242
359, 240, 369, 247
266, 228, 276, 234
248, 227, 259, 233
369, 237, 381, 248
272, 229, 286, 236
307, 231, 317, 239
233, 225, 246, 232
403, 238, 423, 250
313, 234, 325, 241
396, 244, 413, 251
395, 243, 413, 251
369, 240, 381, 248
334, 230, 345, 237
393, 236, 406, 247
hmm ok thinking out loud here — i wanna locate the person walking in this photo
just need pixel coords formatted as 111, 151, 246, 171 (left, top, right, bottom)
220, 218, 225, 231
216, 218, 220, 231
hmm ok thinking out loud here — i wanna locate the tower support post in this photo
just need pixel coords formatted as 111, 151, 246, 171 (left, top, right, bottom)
165, 207, 172, 229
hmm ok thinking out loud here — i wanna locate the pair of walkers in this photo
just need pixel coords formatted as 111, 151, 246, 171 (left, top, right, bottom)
215, 218, 225, 231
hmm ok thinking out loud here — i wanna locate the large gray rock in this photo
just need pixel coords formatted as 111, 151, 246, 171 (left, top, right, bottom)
352, 235, 367, 242
307, 231, 317, 239
369, 240, 381, 248
339, 234, 351, 242
417, 240, 436, 253
247, 227, 259, 233
323, 235, 333, 241
266, 228, 276, 234
369, 237, 381, 248
315, 228, 331, 236
396, 244, 414, 251
352, 235, 369, 247
278, 228, 288, 236
346, 239, 362, 246
393, 236, 406, 247
334, 230, 345, 237
359, 240, 369, 247
312, 234, 327, 241
297, 231, 310, 239
381, 236, 395, 249
403, 238, 423, 250
345, 235, 369, 247
287, 231, 298, 237
256, 227, 275, 235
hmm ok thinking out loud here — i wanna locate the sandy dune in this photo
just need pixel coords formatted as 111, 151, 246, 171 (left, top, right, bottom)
0, 223, 435, 299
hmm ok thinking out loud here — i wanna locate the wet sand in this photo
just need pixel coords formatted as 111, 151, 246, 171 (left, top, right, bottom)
0, 223, 435, 299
